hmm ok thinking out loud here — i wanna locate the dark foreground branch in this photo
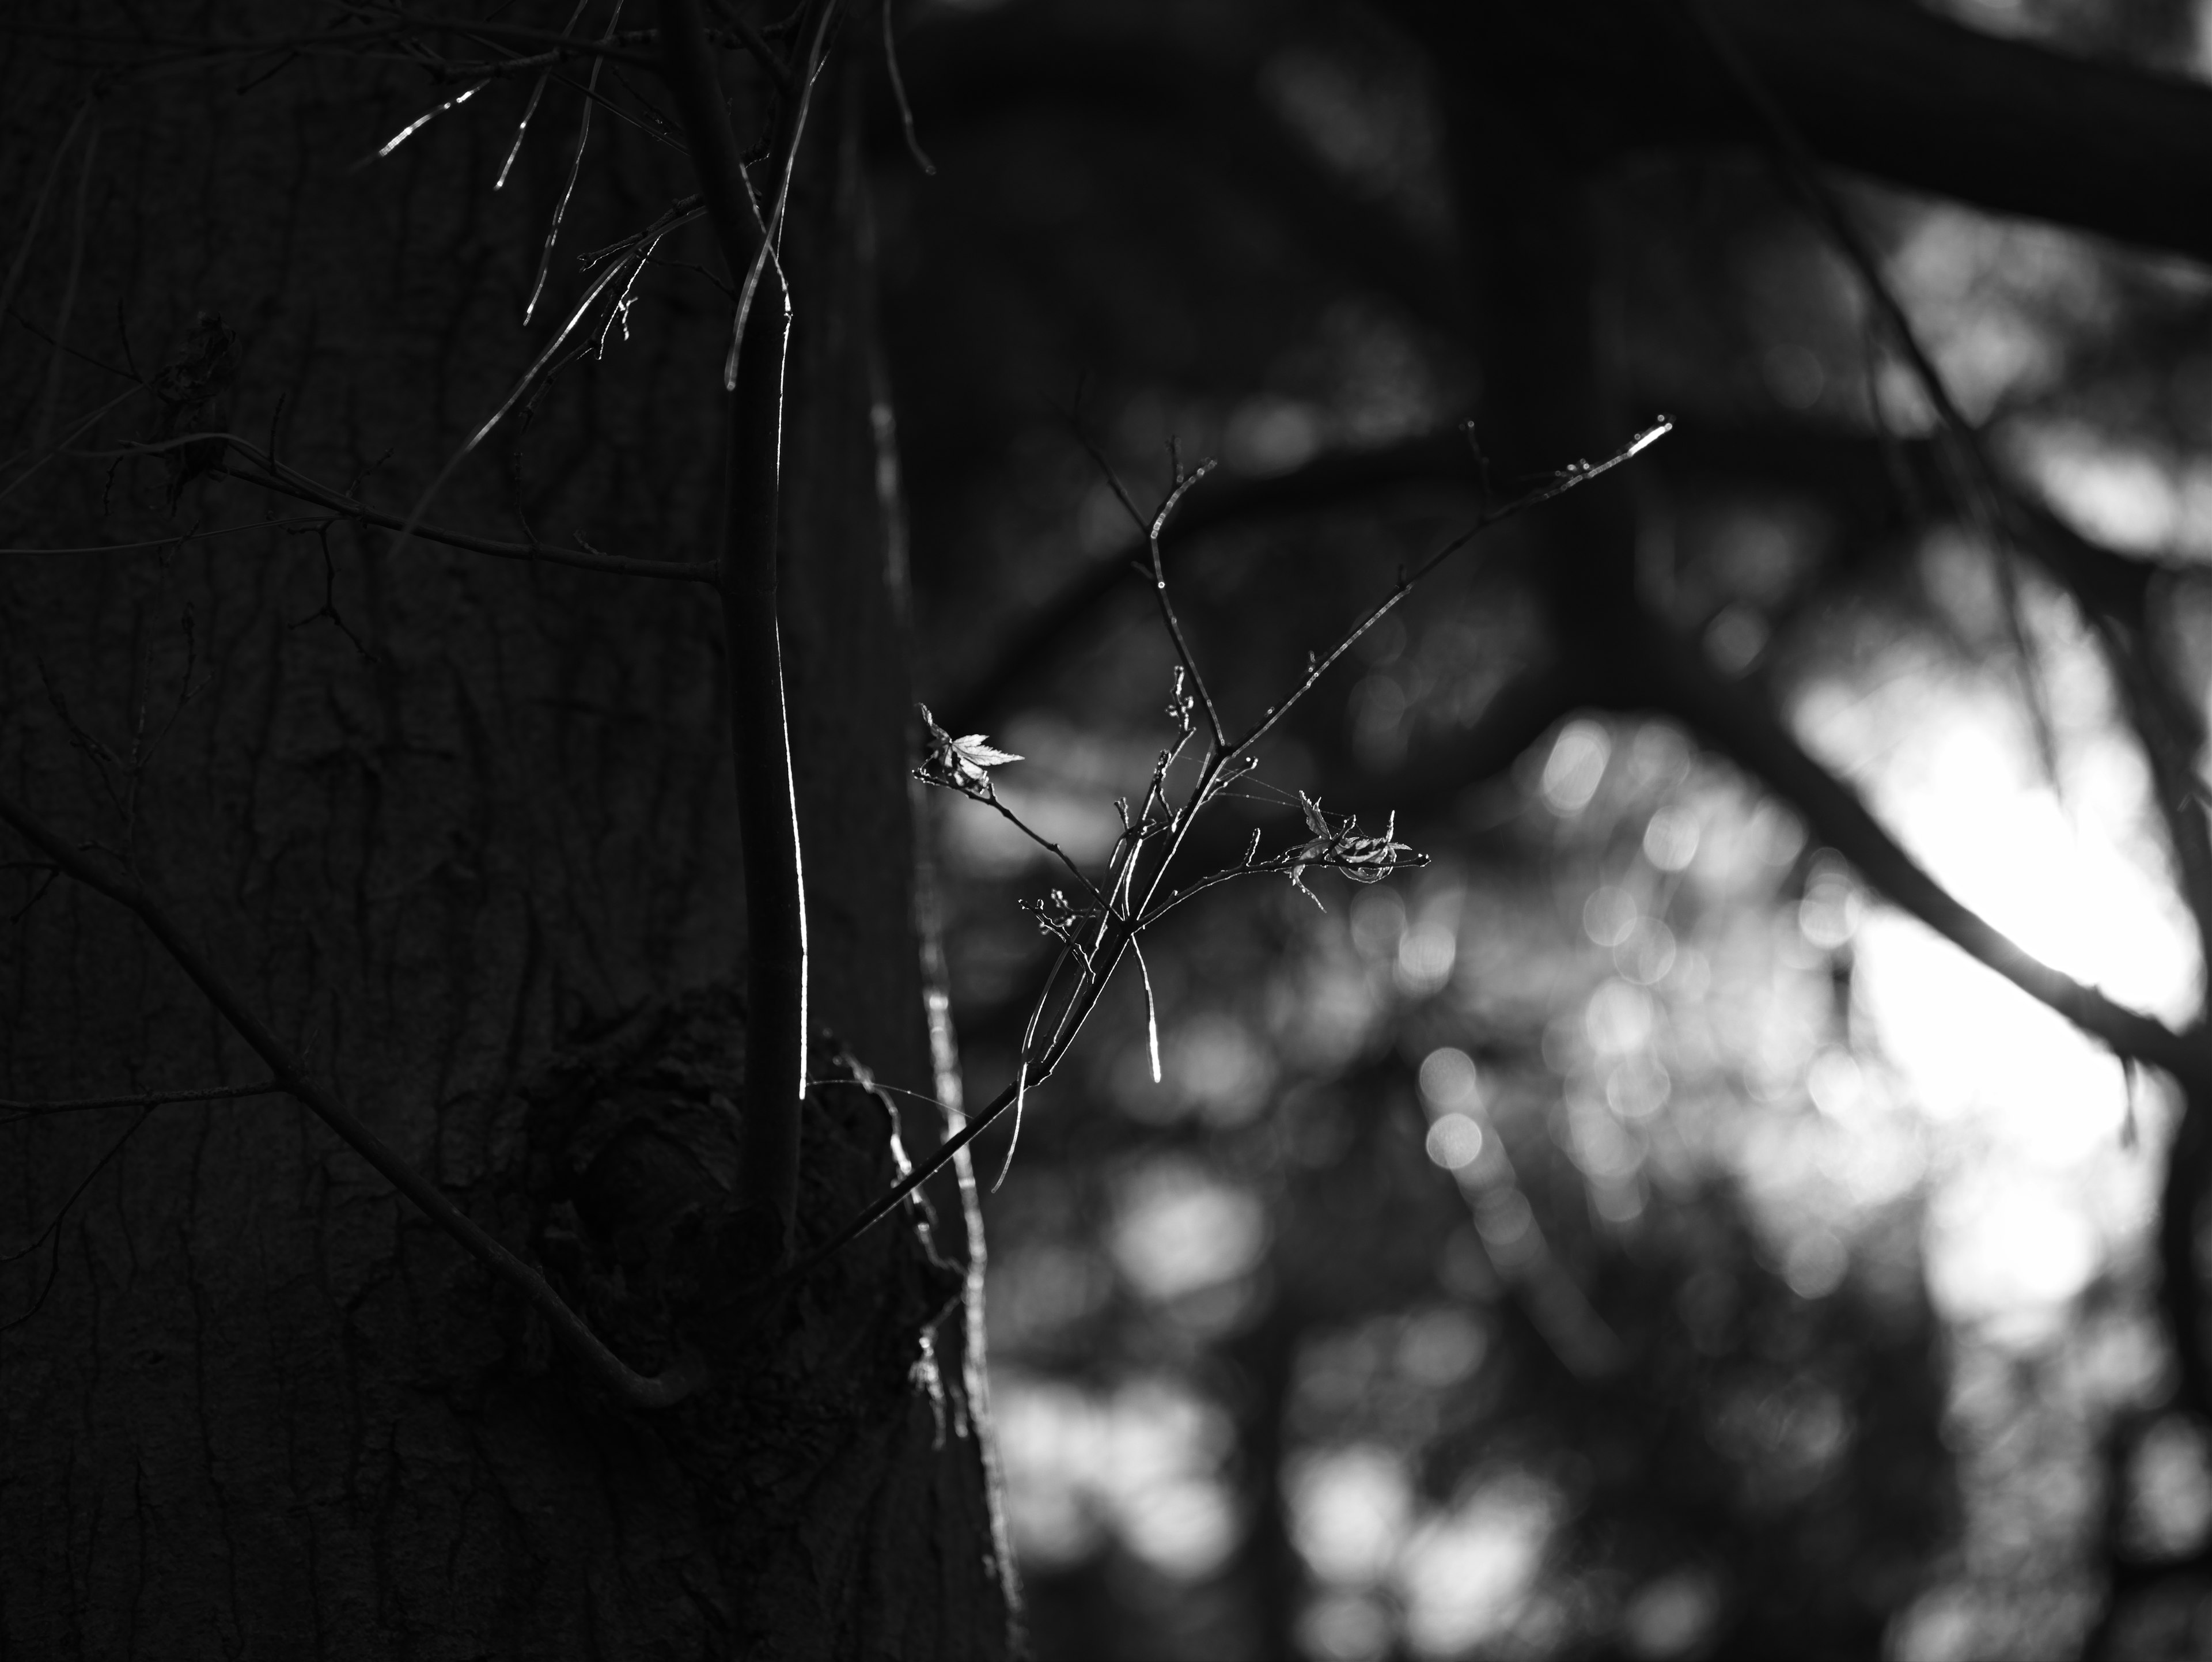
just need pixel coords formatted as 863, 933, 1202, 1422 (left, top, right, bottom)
0, 786, 707, 1409
658, 0, 831, 1258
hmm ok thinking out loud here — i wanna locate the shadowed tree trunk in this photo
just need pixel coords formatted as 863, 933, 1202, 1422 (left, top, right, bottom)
0, 18, 1017, 1659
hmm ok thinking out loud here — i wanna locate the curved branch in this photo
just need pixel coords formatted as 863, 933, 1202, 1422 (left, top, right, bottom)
890, 16, 1465, 333
941, 428, 1479, 734
0, 786, 706, 1409
1619, 618, 2210, 1090
48, 433, 717, 581
1387, 0, 2212, 263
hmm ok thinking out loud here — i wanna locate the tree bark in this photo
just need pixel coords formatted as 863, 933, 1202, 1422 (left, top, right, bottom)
0, 21, 1015, 1660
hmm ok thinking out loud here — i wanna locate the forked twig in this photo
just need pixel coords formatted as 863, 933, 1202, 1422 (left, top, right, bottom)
795, 417, 1673, 1275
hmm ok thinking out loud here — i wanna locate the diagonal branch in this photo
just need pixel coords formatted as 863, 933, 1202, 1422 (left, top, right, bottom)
941, 429, 1479, 735
1619, 618, 2211, 1091
1, 1079, 282, 1122
212, 443, 717, 581
0, 786, 706, 1409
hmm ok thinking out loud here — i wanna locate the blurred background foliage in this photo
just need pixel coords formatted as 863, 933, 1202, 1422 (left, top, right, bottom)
869, 0, 2212, 1656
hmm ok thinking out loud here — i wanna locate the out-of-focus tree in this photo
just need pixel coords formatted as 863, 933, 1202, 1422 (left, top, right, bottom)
880, 1, 2212, 1657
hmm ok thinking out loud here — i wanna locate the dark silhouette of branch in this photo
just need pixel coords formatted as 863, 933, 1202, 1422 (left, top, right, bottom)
1619, 619, 2210, 1089
0, 786, 706, 1409
74, 432, 717, 580
1385, 0, 2212, 263
1, 1079, 282, 1122
941, 428, 1478, 733
890, 16, 1465, 334
1343, 663, 1584, 819
658, 0, 832, 1260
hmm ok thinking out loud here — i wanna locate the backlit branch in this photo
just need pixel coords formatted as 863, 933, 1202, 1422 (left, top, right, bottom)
657, 0, 842, 1260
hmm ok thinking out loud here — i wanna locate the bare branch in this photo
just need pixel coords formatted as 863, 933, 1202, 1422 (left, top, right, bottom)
657, 0, 844, 1260
940, 428, 1475, 735
1, 1080, 283, 1122
1229, 419, 1670, 759
0, 787, 706, 1409
65, 431, 715, 581
1626, 619, 2211, 1091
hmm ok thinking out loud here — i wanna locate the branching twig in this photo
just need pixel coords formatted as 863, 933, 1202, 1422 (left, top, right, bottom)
804, 419, 1669, 1280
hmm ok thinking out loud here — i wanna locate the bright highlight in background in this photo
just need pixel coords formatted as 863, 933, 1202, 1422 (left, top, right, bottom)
1794, 586, 2199, 1331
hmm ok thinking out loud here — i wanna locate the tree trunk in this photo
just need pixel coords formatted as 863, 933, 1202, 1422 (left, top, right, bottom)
0, 21, 1017, 1659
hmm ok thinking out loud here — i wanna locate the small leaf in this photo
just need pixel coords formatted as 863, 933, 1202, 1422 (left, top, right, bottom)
951, 734, 1023, 771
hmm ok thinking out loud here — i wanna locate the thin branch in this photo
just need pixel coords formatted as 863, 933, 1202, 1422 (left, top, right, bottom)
1229, 420, 1671, 759
880, 0, 935, 175
787, 930, 1125, 1277
1624, 618, 2211, 1091
1683, 0, 2063, 780
1143, 457, 1226, 749
79, 431, 715, 580
521, 3, 621, 326
358, 77, 488, 165
0, 786, 706, 1409
0, 516, 329, 557
0, 1079, 283, 1121
657, 0, 838, 1260
492, 2, 582, 191
0, 383, 147, 508
387, 196, 706, 558
940, 427, 1474, 735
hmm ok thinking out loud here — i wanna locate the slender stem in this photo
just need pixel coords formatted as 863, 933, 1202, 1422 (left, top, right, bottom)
1, 1079, 282, 1119
0, 787, 704, 1408
211, 446, 713, 580
1146, 461, 1226, 748
788, 931, 1126, 1274
658, 0, 816, 1256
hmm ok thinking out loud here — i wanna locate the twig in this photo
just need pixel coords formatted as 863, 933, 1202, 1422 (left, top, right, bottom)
1231, 421, 1671, 760
880, 0, 935, 176
70, 430, 714, 580
493, 0, 586, 191
0, 1079, 283, 1121
816, 421, 1664, 1275
657, 0, 840, 1259
0, 786, 706, 1409
357, 77, 488, 166
1143, 457, 1226, 748
386, 196, 707, 559
522, 3, 623, 325
941, 428, 1474, 735
1681, 0, 2062, 780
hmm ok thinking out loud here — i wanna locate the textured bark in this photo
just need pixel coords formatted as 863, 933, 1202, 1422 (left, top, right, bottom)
0, 18, 1014, 1659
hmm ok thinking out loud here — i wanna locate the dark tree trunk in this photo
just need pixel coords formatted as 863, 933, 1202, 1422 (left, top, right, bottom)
0, 21, 1017, 1660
